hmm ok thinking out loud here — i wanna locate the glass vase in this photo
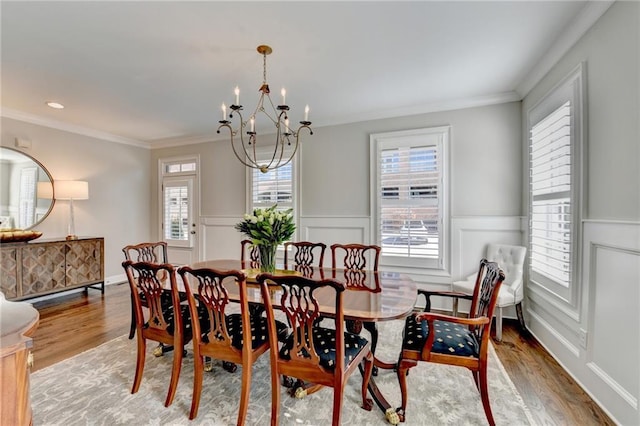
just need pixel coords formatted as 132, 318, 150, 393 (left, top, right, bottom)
258, 244, 277, 273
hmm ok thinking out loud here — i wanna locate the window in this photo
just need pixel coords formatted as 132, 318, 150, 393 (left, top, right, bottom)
371, 126, 449, 269
250, 163, 293, 211
528, 64, 583, 302
248, 149, 297, 237
160, 157, 198, 248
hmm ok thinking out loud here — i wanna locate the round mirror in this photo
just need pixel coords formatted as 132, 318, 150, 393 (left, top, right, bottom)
0, 147, 55, 230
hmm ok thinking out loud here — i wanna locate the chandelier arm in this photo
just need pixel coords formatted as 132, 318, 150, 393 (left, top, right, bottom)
262, 111, 287, 170
273, 124, 312, 169
219, 123, 263, 169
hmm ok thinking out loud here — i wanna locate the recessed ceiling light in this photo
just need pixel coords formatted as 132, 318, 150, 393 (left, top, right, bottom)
46, 101, 65, 109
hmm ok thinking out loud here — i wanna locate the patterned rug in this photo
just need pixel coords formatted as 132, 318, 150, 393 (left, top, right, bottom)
31, 319, 534, 425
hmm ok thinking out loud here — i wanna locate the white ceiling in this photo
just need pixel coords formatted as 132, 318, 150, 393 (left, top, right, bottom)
0, 1, 611, 148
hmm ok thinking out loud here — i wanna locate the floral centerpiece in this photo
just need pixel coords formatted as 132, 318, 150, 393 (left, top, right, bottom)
234, 205, 295, 272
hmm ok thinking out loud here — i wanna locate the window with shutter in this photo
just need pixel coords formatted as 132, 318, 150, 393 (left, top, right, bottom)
371, 127, 449, 269
528, 64, 583, 302
247, 149, 297, 243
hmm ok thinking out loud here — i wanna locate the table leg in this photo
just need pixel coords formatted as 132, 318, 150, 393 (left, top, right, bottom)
348, 320, 401, 424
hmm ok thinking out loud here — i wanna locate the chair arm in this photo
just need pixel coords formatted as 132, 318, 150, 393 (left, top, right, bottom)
415, 311, 490, 327
417, 289, 472, 312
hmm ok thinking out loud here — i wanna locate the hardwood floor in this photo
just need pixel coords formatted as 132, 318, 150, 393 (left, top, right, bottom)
30, 283, 613, 425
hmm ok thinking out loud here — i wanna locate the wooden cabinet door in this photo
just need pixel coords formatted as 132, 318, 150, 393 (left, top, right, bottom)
0, 247, 19, 298
21, 244, 66, 296
65, 239, 103, 286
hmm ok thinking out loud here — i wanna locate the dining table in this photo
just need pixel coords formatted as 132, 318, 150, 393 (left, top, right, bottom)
190, 259, 418, 425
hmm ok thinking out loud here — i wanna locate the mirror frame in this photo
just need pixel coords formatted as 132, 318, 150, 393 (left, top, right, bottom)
0, 146, 55, 230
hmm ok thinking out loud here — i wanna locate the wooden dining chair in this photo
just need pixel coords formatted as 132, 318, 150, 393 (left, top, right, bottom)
256, 273, 375, 426
240, 239, 261, 269
395, 259, 505, 425
177, 266, 287, 423
330, 243, 381, 272
122, 260, 194, 407
330, 243, 382, 365
123, 242, 186, 342
283, 241, 326, 276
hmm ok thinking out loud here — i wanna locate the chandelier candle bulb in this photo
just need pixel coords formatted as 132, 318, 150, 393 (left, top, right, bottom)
250, 117, 255, 132
304, 105, 309, 121
281, 88, 286, 105
222, 103, 226, 120
234, 86, 240, 105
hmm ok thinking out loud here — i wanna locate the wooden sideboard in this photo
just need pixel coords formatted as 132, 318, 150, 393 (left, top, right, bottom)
0, 237, 104, 301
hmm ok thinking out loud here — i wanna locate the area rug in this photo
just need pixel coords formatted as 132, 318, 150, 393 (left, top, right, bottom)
31, 319, 534, 425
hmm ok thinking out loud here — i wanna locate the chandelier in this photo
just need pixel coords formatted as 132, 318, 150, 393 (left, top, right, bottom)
217, 45, 313, 173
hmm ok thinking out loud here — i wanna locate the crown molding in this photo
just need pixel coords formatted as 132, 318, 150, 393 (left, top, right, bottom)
1, 107, 151, 148
317, 91, 522, 129
516, 0, 615, 98
147, 133, 216, 149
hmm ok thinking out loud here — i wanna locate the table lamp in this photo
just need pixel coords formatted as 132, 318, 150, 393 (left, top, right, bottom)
54, 180, 89, 240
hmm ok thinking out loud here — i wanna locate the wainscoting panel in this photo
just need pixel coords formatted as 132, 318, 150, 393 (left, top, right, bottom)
200, 216, 244, 261
298, 216, 371, 249
528, 220, 640, 426
583, 221, 639, 425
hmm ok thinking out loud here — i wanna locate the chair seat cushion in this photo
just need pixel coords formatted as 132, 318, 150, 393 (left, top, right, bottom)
201, 314, 288, 350
402, 314, 479, 357
279, 327, 369, 370
152, 304, 198, 338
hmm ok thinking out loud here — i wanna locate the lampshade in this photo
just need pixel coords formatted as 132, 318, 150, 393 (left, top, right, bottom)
55, 180, 89, 200
37, 181, 54, 199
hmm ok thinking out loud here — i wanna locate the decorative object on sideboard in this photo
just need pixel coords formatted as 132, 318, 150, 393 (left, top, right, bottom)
0, 147, 55, 230
217, 44, 313, 173
0, 229, 43, 243
54, 180, 89, 240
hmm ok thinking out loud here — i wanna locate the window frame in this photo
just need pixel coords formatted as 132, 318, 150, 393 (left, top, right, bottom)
370, 126, 449, 271
527, 63, 585, 306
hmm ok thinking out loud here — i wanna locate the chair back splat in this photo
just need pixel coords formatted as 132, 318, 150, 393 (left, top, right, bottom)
330, 243, 380, 271
284, 241, 327, 277
256, 273, 375, 426
240, 239, 261, 269
123, 241, 168, 263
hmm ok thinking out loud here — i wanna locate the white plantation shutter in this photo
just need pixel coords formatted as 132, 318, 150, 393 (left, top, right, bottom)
372, 127, 448, 269
251, 163, 293, 211
163, 177, 192, 247
18, 167, 37, 228
530, 101, 572, 287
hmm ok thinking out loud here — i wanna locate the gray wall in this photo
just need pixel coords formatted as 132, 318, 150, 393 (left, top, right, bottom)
151, 101, 523, 283
522, 2, 639, 425
1, 117, 152, 281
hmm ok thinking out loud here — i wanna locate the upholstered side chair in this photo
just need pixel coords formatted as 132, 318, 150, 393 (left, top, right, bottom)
451, 243, 527, 341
